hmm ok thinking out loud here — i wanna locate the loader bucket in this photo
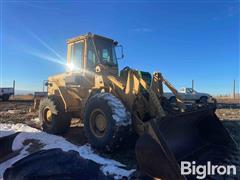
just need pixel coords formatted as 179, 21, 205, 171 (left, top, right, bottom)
136, 107, 237, 179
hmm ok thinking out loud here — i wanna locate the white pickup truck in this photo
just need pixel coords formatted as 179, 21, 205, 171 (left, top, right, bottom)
164, 87, 212, 104
0, 88, 14, 101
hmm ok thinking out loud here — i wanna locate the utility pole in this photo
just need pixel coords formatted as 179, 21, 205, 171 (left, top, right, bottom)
43, 81, 45, 92
192, 80, 194, 90
233, 79, 235, 99
13, 80, 15, 99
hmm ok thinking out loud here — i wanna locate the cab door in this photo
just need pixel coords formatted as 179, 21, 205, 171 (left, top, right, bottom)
67, 41, 85, 71
185, 88, 194, 100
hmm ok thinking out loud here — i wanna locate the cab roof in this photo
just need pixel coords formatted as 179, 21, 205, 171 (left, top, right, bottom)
66, 32, 114, 44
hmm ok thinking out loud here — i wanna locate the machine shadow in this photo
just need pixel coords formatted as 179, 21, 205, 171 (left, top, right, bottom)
63, 125, 137, 169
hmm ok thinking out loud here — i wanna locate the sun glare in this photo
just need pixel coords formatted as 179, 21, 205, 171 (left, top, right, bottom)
24, 28, 69, 68
67, 62, 75, 71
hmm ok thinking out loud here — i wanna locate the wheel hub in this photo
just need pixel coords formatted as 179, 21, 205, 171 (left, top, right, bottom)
95, 114, 107, 132
44, 107, 52, 123
90, 109, 107, 137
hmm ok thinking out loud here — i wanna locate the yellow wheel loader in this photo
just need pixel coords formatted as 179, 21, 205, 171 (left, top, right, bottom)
38, 33, 236, 179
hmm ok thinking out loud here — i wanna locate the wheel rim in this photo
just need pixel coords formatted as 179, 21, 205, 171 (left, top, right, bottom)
89, 109, 107, 137
170, 97, 176, 104
200, 97, 207, 104
43, 107, 52, 125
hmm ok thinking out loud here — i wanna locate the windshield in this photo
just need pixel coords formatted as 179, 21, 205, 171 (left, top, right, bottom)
94, 38, 117, 66
186, 88, 192, 93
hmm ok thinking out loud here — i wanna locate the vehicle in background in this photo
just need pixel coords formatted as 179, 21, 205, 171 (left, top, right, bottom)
0, 88, 14, 101
0, 81, 15, 101
34, 92, 48, 98
164, 87, 212, 104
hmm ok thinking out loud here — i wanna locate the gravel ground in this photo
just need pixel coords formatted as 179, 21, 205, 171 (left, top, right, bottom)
216, 109, 240, 121
1, 100, 239, 124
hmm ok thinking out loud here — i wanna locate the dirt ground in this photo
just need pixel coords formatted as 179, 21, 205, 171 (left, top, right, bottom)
0, 98, 240, 170
1, 98, 239, 126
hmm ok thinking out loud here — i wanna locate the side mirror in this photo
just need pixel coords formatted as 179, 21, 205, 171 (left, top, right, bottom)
116, 45, 124, 59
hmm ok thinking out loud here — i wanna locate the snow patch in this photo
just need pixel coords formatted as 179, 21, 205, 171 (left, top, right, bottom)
0, 123, 135, 179
101, 164, 135, 179
8, 110, 24, 114
7, 110, 16, 114
31, 117, 40, 123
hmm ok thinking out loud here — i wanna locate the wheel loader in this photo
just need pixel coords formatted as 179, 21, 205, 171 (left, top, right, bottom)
36, 33, 236, 179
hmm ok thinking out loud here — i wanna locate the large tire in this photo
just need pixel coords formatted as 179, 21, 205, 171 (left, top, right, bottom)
199, 96, 208, 104
169, 96, 176, 104
39, 96, 71, 134
84, 93, 132, 152
2, 94, 9, 101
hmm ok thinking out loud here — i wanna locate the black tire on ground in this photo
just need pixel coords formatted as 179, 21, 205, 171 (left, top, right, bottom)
3, 149, 109, 180
199, 96, 208, 104
169, 96, 177, 104
39, 96, 71, 135
2, 94, 9, 101
84, 93, 131, 152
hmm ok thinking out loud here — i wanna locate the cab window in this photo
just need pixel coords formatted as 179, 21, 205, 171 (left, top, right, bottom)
87, 40, 97, 70
186, 88, 193, 93
94, 38, 117, 66
102, 49, 110, 62
179, 88, 185, 92
71, 42, 84, 69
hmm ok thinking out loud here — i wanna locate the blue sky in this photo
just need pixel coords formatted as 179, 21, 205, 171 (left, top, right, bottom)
0, 0, 239, 95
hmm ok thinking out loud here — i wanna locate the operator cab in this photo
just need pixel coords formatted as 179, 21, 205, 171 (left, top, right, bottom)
66, 33, 121, 76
